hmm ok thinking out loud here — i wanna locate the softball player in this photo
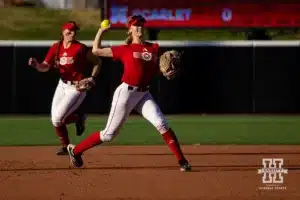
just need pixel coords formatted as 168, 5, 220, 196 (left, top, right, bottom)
28, 21, 100, 155
67, 15, 191, 172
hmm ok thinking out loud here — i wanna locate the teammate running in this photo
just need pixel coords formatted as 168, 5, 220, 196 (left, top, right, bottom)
28, 21, 100, 155
67, 15, 191, 172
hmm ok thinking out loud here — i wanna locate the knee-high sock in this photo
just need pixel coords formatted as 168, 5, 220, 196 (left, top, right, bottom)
55, 125, 69, 146
74, 131, 102, 155
162, 129, 185, 162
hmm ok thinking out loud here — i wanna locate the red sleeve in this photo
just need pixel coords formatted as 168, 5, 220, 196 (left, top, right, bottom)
111, 45, 126, 60
44, 43, 58, 64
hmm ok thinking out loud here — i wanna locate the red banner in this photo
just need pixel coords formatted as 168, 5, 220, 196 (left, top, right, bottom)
106, 0, 300, 28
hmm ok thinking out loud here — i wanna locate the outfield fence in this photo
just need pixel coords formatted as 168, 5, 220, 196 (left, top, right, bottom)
1, 40, 300, 114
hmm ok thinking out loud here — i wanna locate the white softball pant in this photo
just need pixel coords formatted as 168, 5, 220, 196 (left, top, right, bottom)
51, 79, 86, 127
100, 82, 169, 142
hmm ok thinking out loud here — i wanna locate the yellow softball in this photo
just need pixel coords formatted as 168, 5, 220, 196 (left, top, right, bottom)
101, 19, 110, 28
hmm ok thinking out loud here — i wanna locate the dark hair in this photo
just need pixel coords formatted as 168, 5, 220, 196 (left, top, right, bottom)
54, 25, 65, 67
53, 38, 63, 68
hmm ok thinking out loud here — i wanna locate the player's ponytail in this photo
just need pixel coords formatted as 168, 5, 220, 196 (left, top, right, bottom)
53, 35, 63, 68
125, 32, 133, 45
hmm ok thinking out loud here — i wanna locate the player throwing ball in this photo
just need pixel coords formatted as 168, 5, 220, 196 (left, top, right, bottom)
67, 15, 191, 172
28, 21, 100, 155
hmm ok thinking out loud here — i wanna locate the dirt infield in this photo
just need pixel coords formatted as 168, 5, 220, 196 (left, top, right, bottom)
0, 145, 299, 200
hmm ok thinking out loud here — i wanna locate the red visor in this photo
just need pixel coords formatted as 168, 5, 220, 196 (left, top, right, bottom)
62, 22, 80, 31
127, 15, 146, 28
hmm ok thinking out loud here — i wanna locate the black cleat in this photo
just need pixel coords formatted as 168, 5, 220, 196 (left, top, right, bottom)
75, 114, 86, 136
67, 144, 83, 168
179, 159, 192, 172
56, 146, 68, 155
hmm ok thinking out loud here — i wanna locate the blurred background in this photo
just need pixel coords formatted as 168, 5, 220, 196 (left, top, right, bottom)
1, 0, 100, 8
1, 0, 300, 40
0, 0, 300, 145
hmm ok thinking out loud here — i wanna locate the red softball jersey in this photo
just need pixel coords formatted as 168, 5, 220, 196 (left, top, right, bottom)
111, 42, 160, 87
44, 40, 89, 81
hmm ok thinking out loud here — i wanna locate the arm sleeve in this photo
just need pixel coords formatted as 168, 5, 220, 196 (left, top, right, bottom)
111, 45, 126, 61
44, 43, 57, 64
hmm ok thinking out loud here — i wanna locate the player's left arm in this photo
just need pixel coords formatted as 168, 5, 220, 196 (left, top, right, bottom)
86, 50, 100, 79
75, 49, 100, 91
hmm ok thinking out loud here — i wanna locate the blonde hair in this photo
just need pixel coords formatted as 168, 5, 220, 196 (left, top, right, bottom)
125, 32, 133, 45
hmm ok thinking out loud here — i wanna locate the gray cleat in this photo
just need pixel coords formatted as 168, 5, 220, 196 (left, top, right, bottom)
67, 144, 83, 168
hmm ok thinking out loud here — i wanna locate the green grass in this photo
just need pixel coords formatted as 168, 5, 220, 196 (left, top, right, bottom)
0, 115, 300, 146
1, 7, 300, 40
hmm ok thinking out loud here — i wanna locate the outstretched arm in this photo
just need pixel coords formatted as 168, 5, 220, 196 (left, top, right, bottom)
28, 58, 50, 72
37, 61, 51, 72
92, 27, 113, 57
28, 43, 59, 72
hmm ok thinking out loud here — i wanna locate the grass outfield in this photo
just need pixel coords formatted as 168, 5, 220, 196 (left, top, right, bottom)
0, 115, 299, 146
1, 7, 300, 40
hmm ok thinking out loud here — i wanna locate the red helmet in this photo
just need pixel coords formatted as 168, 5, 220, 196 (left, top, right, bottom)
127, 15, 146, 28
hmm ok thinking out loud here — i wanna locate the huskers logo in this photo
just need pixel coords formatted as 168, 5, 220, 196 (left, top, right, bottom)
59, 56, 74, 65
133, 52, 153, 61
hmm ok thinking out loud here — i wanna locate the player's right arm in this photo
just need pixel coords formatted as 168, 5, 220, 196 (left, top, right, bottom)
28, 58, 50, 72
28, 43, 57, 72
92, 27, 113, 57
92, 27, 126, 60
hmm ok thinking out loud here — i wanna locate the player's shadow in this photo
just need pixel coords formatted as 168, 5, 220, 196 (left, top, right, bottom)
1, 165, 300, 172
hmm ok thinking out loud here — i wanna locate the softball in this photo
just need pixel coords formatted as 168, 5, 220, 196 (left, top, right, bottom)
101, 19, 110, 28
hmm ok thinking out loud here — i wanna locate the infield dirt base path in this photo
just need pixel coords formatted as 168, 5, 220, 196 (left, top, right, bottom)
0, 145, 299, 200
